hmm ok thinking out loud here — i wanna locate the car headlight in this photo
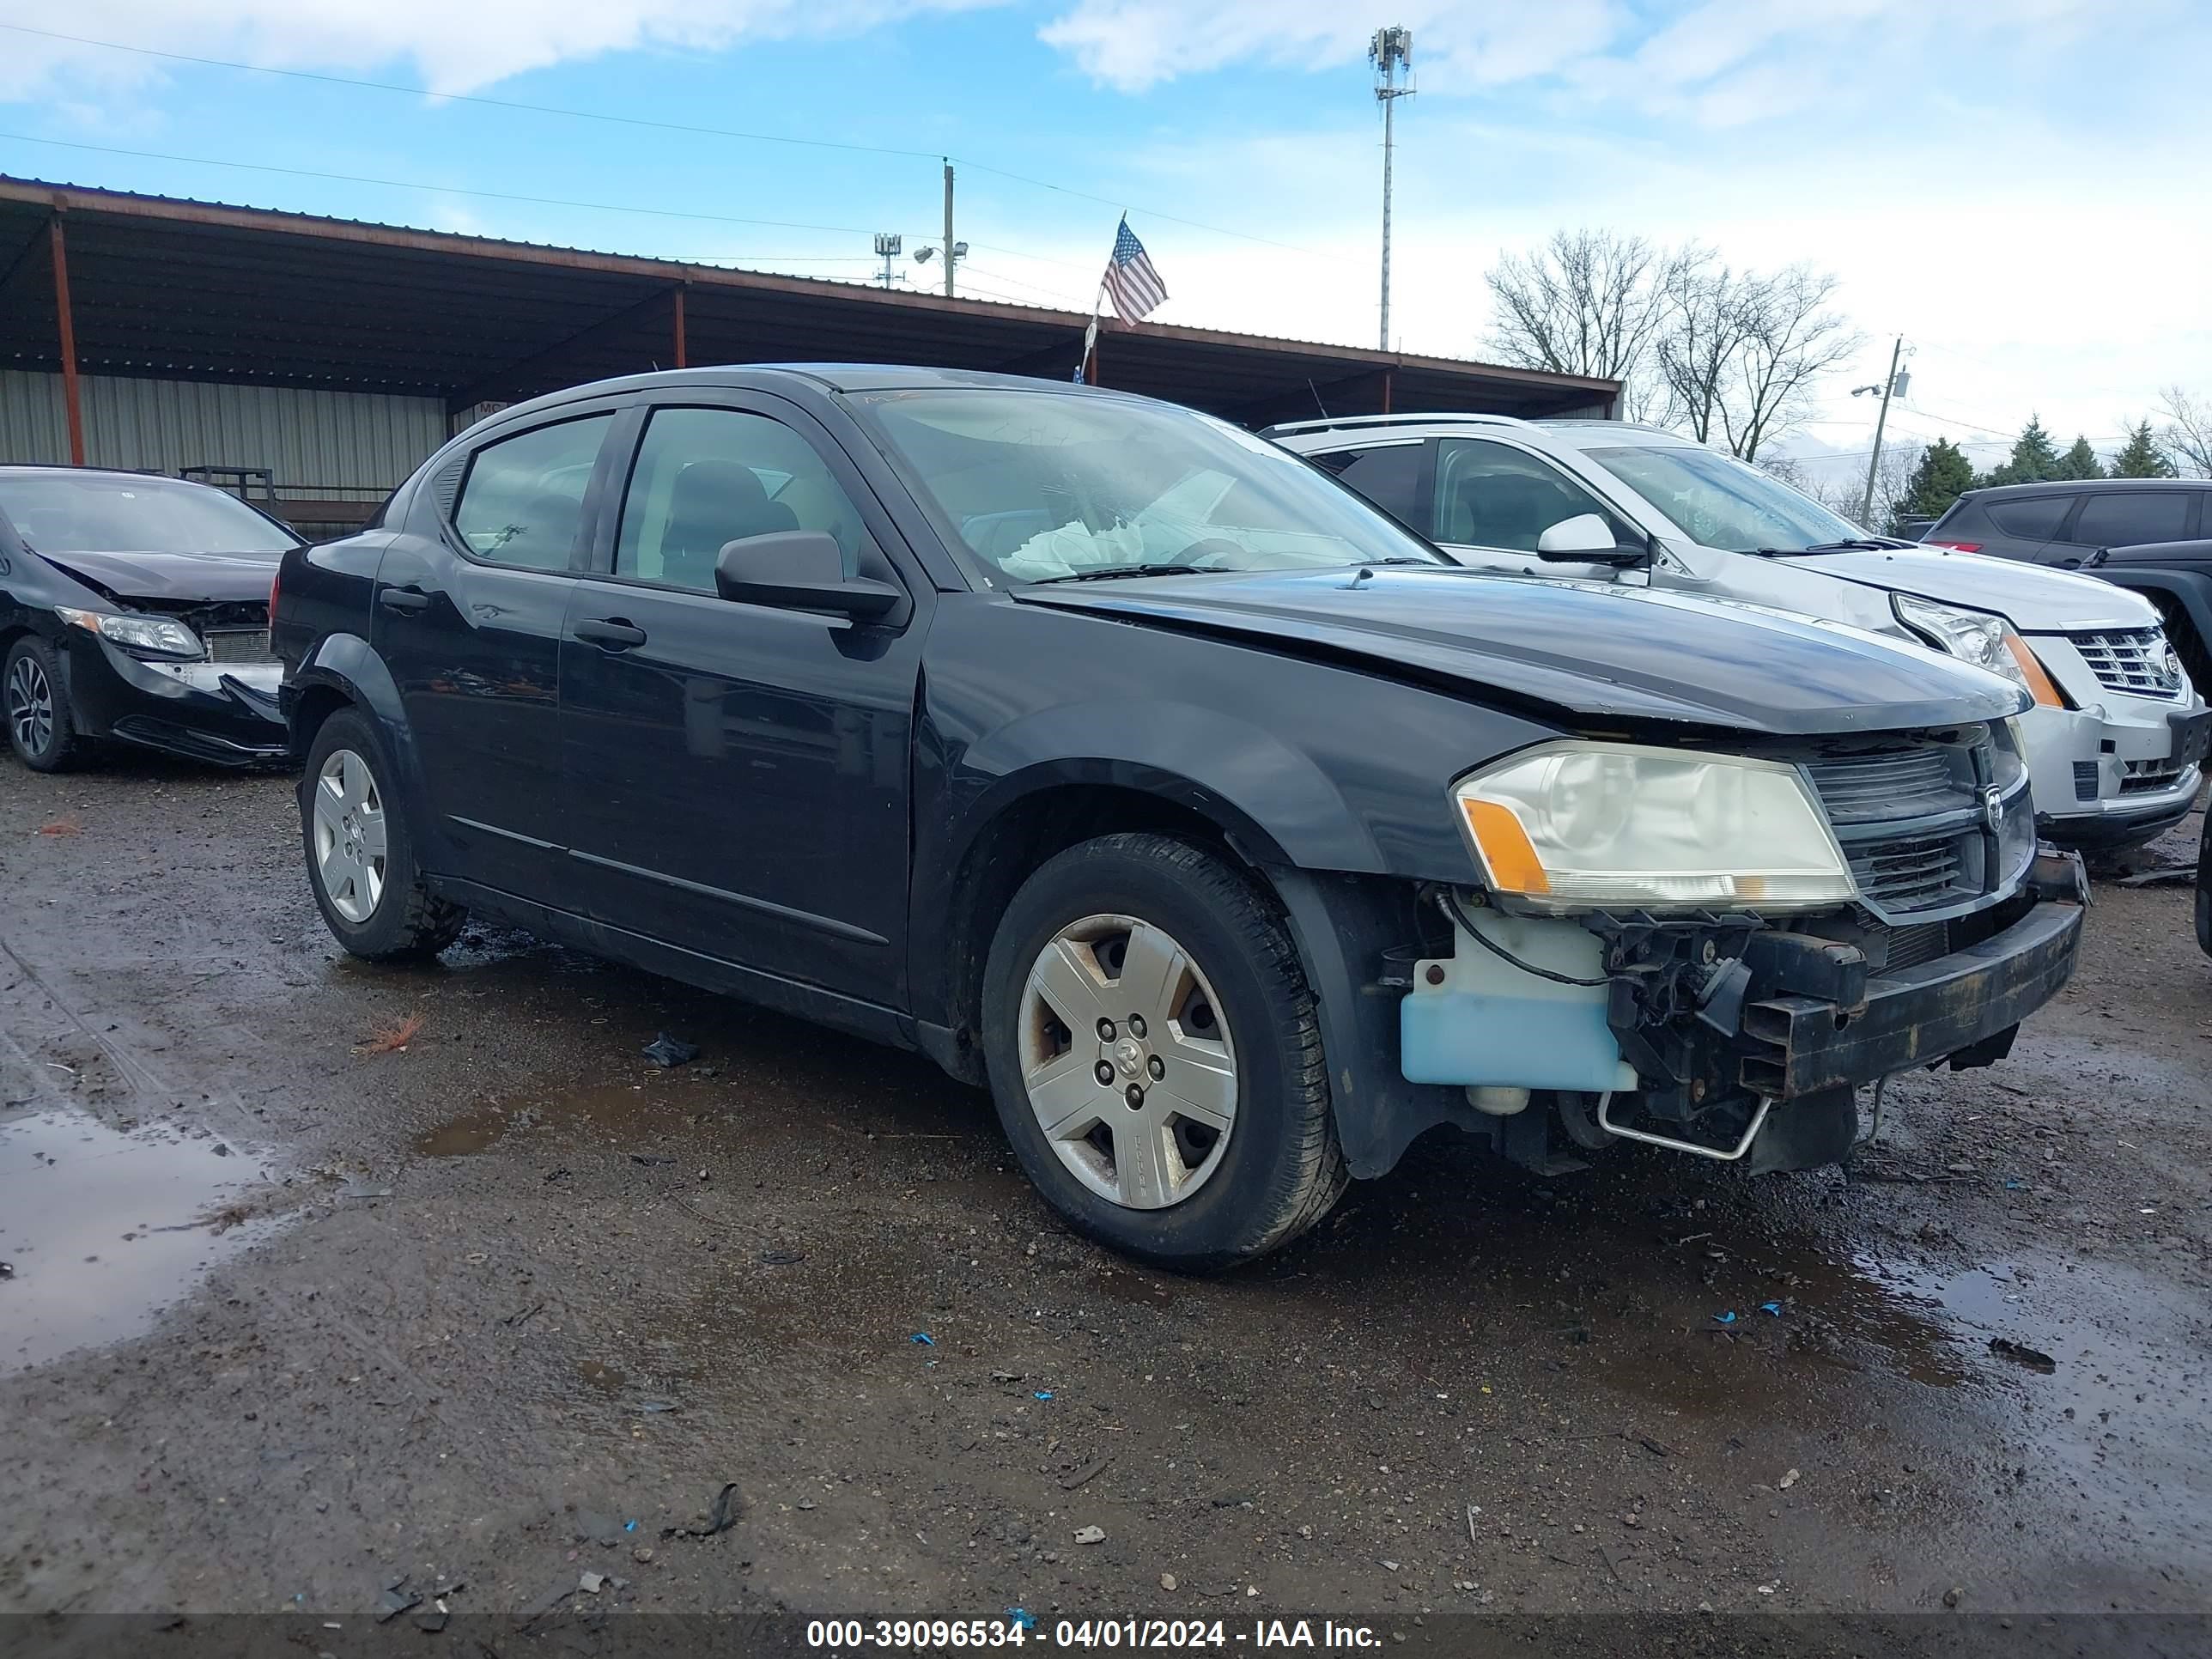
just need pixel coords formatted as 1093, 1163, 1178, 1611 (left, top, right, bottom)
54, 605, 204, 659
1893, 594, 2058, 704
1451, 741, 1855, 915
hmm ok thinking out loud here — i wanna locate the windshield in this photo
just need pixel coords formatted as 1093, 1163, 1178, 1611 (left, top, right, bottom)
0, 475, 300, 556
1583, 444, 1863, 555
850, 388, 1443, 582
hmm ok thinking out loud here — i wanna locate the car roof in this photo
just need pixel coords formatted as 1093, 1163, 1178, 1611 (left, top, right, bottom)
1261, 412, 1687, 453
1966, 477, 2205, 498
480, 362, 1146, 429
0, 465, 223, 484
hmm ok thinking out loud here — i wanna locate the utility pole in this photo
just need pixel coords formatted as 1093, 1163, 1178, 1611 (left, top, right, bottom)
1854, 335, 1910, 525
1370, 27, 1413, 352
914, 160, 968, 295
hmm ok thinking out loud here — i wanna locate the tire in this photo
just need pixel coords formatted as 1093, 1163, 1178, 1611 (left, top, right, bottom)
981, 833, 1347, 1272
5, 635, 85, 772
300, 708, 465, 961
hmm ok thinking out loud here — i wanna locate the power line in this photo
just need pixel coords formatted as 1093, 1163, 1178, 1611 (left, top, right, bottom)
0, 131, 871, 235
0, 21, 1315, 256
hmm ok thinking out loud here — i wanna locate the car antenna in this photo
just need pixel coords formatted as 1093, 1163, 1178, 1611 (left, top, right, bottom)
1307, 379, 1330, 418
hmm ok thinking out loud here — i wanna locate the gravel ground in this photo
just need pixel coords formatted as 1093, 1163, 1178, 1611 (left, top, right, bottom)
0, 756, 2207, 1644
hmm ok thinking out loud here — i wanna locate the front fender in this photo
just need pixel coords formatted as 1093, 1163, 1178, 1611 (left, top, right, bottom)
950, 699, 1374, 872
288, 633, 447, 869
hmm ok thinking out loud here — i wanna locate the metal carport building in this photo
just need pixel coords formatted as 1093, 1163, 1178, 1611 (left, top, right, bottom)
0, 176, 1620, 535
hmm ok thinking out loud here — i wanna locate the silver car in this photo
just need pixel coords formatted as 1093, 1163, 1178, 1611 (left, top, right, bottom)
1268, 415, 2209, 851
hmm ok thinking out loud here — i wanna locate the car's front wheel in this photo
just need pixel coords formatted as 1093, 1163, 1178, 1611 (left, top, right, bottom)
981, 833, 1347, 1272
301, 708, 465, 961
5, 635, 84, 772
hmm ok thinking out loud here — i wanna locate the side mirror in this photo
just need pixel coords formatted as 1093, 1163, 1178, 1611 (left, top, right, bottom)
714, 531, 902, 621
1534, 513, 1649, 568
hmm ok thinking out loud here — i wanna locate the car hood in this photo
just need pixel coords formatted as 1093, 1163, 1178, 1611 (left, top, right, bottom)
1018, 567, 2028, 736
35, 547, 284, 605
1803, 545, 2155, 632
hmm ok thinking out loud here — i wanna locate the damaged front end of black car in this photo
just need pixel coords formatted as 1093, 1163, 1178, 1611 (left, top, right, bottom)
1, 467, 295, 770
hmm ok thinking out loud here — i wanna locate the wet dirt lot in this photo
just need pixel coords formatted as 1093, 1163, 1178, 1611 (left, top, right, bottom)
1, 758, 2208, 1640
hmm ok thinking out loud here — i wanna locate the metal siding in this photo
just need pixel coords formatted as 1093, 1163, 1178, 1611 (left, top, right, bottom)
0, 370, 444, 490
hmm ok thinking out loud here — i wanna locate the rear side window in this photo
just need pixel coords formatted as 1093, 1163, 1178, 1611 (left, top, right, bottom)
2070, 491, 2192, 548
453, 415, 612, 570
1986, 495, 2072, 538
1433, 439, 1619, 551
1311, 442, 1428, 534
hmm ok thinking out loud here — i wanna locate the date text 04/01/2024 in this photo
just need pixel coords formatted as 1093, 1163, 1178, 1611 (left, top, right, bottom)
805, 1619, 1382, 1650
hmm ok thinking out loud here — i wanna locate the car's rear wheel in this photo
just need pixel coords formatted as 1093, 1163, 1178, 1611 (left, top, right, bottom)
981, 833, 1347, 1272
5, 636, 83, 772
301, 708, 465, 961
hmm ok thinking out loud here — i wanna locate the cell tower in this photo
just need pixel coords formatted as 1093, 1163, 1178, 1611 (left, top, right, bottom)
1370, 27, 1414, 351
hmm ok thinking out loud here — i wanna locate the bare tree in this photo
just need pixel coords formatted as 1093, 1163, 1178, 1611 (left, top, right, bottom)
1483, 229, 1679, 420
2160, 385, 2212, 478
1717, 265, 1863, 462
1654, 247, 1759, 445
1758, 442, 1920, 532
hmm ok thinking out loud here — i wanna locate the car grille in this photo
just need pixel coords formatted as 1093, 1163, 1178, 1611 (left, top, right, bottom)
1880, 921, 1954, 973
1849, 835, 1967, 911
2121, 754, 2192, 794
2069, 628, 2185, 700
1801, 736, 2031, 921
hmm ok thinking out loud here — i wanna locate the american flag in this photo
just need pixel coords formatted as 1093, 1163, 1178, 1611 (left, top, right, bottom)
1101, 216, 1167, 325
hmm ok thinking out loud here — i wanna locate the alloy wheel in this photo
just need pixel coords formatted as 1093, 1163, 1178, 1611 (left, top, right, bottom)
312, 747, 389, 923
7, 653, 54, 758
1017, 913, 1237, 1210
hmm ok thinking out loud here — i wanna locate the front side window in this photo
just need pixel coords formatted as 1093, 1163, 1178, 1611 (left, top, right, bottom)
1583, 443, 1860, 554
616, 407, 868, 592
2069, 491, 2191, 549
1432, 439, 1620, 552
453, 415, 611, 570
0, 475, 299, 556
850, 389, 1443, 583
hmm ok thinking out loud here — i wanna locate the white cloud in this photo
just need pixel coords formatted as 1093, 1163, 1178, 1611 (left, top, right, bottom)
0, 1, 1000, 98
1036, 1, 1618, 94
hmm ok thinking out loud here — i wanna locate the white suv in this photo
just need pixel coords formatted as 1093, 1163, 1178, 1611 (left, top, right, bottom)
1267, 414, 2209, 851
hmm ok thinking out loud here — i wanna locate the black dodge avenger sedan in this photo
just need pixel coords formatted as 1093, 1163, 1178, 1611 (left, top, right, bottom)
1, 466, 296, 769
272, 366, 2086, 1268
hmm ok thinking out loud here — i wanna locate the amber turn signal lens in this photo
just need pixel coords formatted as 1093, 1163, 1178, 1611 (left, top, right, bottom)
1459, 799, 1551, 895
2004, 632, 2065, 708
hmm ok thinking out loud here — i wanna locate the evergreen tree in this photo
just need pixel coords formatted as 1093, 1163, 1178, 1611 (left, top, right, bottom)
1982, 415, 2062, 486
1901, 437, 1978, 522
2109, 419, 2178, 479
2051, 435, 2105, 480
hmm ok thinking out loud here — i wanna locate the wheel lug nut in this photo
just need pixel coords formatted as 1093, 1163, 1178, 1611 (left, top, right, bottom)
1125, 1083, 1145, 1108
1095, 1061, 1115, 1085
1097, 1018, 1116, 1041
1148, 1055, 1164, 1079
1128, 1014, 1147, 1038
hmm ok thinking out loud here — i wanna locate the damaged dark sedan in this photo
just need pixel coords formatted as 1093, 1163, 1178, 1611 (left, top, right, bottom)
1, 466, 295, 769
275, 367, 2087, 1270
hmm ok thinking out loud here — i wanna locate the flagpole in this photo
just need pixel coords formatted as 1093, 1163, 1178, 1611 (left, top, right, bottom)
1076, 278, 1107, 385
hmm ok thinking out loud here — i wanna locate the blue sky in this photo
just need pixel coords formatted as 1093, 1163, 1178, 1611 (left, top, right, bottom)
3, 1, 2209, 473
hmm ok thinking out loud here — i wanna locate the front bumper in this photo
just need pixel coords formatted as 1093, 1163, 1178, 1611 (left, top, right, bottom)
2019, 656, 2206, 845
1733, 897, 2082, 1099
58, 633, 289, 766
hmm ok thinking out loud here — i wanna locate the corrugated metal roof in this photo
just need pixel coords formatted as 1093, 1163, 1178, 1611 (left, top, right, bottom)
0, 175, 1620, 427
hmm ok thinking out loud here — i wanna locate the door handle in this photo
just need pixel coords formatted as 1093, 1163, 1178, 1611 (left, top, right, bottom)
574, 617, 648, 651
377, 586, 432, 614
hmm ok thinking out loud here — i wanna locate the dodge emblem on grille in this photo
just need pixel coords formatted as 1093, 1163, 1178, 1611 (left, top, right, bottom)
1982, 786, 2005, 834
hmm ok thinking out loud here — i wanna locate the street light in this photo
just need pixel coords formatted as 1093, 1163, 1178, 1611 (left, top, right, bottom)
914, 240, 968, 289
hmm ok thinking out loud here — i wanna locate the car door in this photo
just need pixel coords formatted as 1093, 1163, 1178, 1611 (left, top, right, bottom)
373, 401, 628, 898
2061, 490, 2197, 556
1428, 438, 1644, 580
557, 397, 926, 1006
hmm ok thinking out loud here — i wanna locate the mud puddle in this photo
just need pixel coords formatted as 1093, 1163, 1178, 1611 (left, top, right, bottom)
412, 1081, 682, 1158
0, 1108, 278, 1374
